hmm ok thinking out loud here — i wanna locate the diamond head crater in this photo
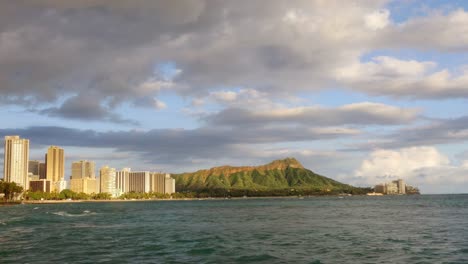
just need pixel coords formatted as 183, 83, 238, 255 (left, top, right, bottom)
172, 158, 372, 197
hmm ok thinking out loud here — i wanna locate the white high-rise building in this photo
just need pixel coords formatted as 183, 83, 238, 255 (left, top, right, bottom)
116, 168, 131, 194
3, 136, 30, 189
100, 166, 118, 197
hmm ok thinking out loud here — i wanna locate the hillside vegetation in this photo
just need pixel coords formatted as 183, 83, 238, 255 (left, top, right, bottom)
172, 158, 368, 195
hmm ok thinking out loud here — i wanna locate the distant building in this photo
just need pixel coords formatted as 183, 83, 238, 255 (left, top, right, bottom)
3, 136, 30, 189
70, 177, 98, 194
29, 179, 51, 193
397, 179, 406, 194
116, 168, 131, 193
112, 168, 176, 195
164, 174, 176, 194
46, 146, 65, 191
100, 166, 119, 197
28, 160, 41, 177
375, 179, 407, 195
128, 171, 151, 193
374, 184, 385, 194
39, 163, 46, 179
71, 160, 95, 179
385, 181, 398, 194
149, 172, 166, 193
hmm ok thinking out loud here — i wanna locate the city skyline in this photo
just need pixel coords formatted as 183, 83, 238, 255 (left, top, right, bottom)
1, 1, 468, 194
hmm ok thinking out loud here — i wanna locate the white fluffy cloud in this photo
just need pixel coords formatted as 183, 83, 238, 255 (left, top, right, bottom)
354, 146, 468, 193
337, 56, 468, 98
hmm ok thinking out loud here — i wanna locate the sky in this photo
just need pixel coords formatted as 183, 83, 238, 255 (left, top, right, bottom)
1, 0, 468, 194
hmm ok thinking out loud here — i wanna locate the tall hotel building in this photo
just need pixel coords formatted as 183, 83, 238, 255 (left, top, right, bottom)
114, 168, 175, 194
70, 160, 98, 194
46, 146, 65, 191
3, 136, 30, 189
100, 166, 119, 197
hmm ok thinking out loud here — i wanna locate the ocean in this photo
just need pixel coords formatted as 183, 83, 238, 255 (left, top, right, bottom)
1, 195, 467, 263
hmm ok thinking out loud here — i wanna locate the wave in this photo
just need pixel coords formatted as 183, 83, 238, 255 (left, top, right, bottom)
52, 210, 96, 217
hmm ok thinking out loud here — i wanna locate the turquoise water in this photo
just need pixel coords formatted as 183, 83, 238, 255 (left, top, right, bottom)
1, 195, 468, 263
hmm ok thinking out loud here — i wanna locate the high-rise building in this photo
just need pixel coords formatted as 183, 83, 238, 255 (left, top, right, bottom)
128, 171, 151, 193
28, 160, 40, 177
100, 166, 118, 197
397, 179, 406, 194
3, 136, 30, 189
149, 172, 166, 193
71, 160, 95, 179
116, 168, 131, 193
46, 146, 65, 188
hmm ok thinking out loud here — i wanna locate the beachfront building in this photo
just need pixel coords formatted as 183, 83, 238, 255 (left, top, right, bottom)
70, 177, 98, 194
128, 171, 151, 193
116, 168, 131, 193
100, 166, 119, 197
374, 179, 407, 195
164, 174, 176, 194
70, 160, 98, 194
116, 169, 176, 194
3, 136, 30, 189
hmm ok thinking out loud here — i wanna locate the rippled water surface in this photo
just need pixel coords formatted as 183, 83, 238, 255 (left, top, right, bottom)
1, 195, 468, 263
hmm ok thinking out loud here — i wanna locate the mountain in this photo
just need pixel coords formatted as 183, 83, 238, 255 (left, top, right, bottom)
172, 158, 364, 195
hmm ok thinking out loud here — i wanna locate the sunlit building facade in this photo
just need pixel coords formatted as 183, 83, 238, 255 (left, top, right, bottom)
46, 146, 65, 191
100, 166, 119, 197
3, 136, 30, 189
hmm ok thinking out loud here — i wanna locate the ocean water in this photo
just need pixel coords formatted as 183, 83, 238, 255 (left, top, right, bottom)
1, 195, 467, 263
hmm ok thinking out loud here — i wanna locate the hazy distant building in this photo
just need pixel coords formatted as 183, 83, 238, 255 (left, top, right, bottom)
39, 163, 46, 179
374, 184, 385, 194
3, 136, 30, 189
397, 179, 406, 194
46, 146, 65, 191
28, 160, 40, 177
71, 160, 95, 179
375, 179, 407, 195
29, 179, 51, 193
100, 166, 118, 197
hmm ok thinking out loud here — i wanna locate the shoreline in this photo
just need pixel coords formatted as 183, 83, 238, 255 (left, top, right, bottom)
4, 194, 428, 205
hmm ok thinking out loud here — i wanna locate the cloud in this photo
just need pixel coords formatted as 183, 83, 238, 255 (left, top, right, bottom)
351, 115, 468, 150
379, 9, 468, 51
204, 102, 420, 127
39, 94, 139, 125
0, 124, 359, 165
337, 56, 468, 99
353, 146, 468, 193
364, 9, 390, 30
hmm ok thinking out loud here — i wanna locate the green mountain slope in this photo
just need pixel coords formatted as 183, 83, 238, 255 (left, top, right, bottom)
172, 158, 361, 194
